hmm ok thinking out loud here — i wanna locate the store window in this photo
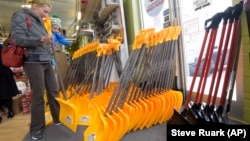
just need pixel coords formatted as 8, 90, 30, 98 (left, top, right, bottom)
179, 0, 235, 98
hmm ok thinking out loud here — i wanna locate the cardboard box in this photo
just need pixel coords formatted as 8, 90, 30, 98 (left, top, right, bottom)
12, 94, 24, 114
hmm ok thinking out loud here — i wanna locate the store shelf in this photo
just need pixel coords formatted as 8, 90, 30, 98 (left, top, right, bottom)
82, 0, 101, 22
79, 29, 95, 37
98, 3, 119, 23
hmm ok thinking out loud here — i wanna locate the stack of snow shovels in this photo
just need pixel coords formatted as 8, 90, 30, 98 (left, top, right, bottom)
168, 1, 243, 125
55, 39, 123, 132
84, 26, 183, 141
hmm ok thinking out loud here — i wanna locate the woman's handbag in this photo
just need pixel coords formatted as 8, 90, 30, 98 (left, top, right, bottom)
1, 37, 28, 68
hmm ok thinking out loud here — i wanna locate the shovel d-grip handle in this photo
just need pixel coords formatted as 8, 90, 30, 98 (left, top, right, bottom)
223, 6, 233, 24
132, 35, 142, 50
136, 28, 155, 48
205, 6, 233, 108
105, 44, 113, 55
97, 44, 109, 56
172, 26, 182, 40
108, 39, 121, 51
149, 32, 160, 48
160, 28, 168, 44
116, 36, 123, 42
232, 1, 243, 21
154, 32, 161, 45
183, 13, 223, 112
139, 28, 155, 35
155, 30, 163, 45
163, 27, 174, 43
205, 12, 224, 32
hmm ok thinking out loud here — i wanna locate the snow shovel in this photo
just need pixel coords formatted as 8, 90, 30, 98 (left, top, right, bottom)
190, 13, 224, 125
143, 28, 171, 126
62, 45, 99, 126
199, 6, 233, 124
212, 1, 243, 124
156, 27, 183, 124
119, 46, 148, 131
168, 13, 224, 125
84, 102, 109, 141
113, 30, 160, 132
102, 30, 151, 134
84, 44, 129, 141
149, 28, 173, 125
136, 27, 182, 128
224, 15, 241, 118
132, 34, 158, 130
105, 33, 146, 132
207, 13, 234, 124
190, 13, 223, 124
129, 30, 160, 130
56, 42, 99, 132
56, 40, 98, 132
43, 17, 76, 127
143, 28, 171, 128
77, 43, 113, 126
51, 42, 81, 132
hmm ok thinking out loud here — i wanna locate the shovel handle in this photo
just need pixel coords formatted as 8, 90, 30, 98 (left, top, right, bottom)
205, 12, 224, 32
97, 45, 104, 57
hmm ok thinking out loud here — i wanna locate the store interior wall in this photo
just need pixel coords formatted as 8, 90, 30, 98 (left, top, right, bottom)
241, 7, 250, 124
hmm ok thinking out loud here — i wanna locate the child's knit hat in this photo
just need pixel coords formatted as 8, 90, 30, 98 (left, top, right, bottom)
51, 14, 62, 28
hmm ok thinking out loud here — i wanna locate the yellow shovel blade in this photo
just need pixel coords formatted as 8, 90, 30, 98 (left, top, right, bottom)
153, 94, 166, 125
165, 92, 176, 121
117, 108, 130, 139
169, 90, 183, 112
84, 103, 108, 141
78, 89, 112, 126
106, 108, 130, 141
146, 95, 162, 127
158, 91, 172, 124
140, 98, 154, 129
161, 90, 183, 122
165, 90, 183, 121
56, 98, 79, 133
134, 98, 148, 131
129, 101, 142, 131
122, 103, 134, 133
77, 94, 91, 126
45, 110, 53, 126
105, 112, 119, 141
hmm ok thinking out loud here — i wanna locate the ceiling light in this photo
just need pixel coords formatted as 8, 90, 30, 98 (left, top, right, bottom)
71, 32, 77, 37
21, 4, 31, 8
77, 11, 81, 21
76, 25, 79, 31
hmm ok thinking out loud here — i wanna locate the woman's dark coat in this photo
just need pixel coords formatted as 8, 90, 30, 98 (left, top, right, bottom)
0, 44, 18, 100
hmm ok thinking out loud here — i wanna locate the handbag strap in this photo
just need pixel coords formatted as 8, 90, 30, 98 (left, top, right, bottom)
6, 12, 31, 46
10, 12, 31, 35
26, 15, 31, 31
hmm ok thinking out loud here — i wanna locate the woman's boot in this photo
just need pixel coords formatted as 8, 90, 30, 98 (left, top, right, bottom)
7, 112, 14, 118
4, 98, 14, 118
